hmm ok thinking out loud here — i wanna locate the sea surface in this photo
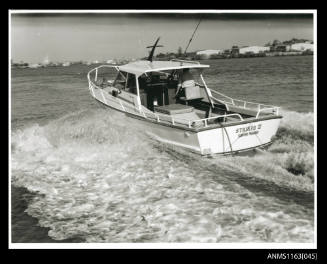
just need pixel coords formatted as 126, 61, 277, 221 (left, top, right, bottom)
10, 55, 314, 243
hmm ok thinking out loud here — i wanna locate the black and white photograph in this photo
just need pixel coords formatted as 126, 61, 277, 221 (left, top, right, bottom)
9, 10, 316, 250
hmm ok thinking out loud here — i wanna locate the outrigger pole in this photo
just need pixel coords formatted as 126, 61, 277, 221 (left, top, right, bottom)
184, 17, 202, 55
147, 37, 164, 62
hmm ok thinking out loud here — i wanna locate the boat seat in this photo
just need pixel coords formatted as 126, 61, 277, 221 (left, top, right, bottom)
184, 85, 203, 100
172, 111, 204, 128
178, 86, 204, 106
154, 104, 194, 115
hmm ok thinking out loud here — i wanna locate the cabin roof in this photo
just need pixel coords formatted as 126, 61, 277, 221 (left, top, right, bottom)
118, 60, 209, 76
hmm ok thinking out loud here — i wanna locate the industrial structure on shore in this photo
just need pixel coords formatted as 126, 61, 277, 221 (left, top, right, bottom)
194, 40, 314, 60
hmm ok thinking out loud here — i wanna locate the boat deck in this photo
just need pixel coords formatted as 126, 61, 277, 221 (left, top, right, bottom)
88, 64, 281, 131
93, 84, 280, 131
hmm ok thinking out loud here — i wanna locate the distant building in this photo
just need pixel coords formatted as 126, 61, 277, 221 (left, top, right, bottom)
231, 46, 240, 57
29, 63, 41, 69
290, 42, 314, 52
239, 46, 270, 54
196, 49, 223, 59
42, 55, 50, 66
223, 49, 231, 55
169, 54, 176, 59
62, 62, 71, 67
274, 44, 291, 52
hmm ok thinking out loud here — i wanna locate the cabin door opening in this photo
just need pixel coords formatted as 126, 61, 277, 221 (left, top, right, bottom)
146, 86, 169, 111
139, 73, 170, 111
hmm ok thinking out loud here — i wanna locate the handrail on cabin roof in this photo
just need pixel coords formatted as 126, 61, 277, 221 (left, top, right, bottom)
170, 59, 201, 65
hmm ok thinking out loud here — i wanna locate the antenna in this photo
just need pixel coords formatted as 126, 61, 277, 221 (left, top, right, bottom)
184, 17, 202, 55
146, 37, 164, 62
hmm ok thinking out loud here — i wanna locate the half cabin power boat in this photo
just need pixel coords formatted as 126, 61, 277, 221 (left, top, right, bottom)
87, 42, 282, 156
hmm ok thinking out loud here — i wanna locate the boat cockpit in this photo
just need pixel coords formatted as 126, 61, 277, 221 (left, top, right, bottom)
89, 60, 280, 129
108, 66, 229, 122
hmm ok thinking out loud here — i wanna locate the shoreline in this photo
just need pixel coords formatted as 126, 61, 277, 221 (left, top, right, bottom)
11, 54, 313, 70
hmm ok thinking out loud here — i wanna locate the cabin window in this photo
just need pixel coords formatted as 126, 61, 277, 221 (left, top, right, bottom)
113, 71, 127, 90
125, 73, 137, 94
138, 75, 147, 106
138, 75, 147, 93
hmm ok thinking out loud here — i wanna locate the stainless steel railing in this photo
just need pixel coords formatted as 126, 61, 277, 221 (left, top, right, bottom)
88, 65, 279, 130
87, 65, 119, 84
89, 78, 243, 129
209, 89, 280, 117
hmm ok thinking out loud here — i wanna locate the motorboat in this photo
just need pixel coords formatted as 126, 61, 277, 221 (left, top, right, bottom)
87, 39, 282, 156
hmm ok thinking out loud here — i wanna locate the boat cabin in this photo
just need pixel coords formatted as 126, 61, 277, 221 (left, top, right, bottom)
88, 59, 280, 129
108, 60, 225, 120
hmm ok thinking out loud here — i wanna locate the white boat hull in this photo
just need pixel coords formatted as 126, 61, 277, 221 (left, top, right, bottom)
138, 116, 280, 155
196, 118, 281, 154
90, 85, 281, 155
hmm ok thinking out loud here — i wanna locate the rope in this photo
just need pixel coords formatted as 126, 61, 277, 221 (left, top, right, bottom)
219, 122, 234, 156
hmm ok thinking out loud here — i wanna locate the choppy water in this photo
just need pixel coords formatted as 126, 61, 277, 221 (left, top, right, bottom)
10, 56, 314, 243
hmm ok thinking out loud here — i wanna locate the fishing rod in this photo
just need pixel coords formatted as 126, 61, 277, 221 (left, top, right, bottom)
184, 17, 202, 55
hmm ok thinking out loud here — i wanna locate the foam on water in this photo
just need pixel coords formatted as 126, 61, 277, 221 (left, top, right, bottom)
158, 108, 314, 192
11, 108, 314, 243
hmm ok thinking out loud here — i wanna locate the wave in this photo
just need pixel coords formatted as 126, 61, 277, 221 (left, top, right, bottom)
10, 108, 314, 242
12, 109, 147, 150
267, 109, 314, 185
276, 109, 314, 144
155, 109, 315, 193
11, 108, 156, 195
158, 108, 315, 188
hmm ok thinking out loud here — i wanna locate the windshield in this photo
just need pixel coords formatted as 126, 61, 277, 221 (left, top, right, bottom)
113, 71, 127, 89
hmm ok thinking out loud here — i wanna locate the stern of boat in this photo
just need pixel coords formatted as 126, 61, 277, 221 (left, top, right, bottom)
197, 117, 282, 155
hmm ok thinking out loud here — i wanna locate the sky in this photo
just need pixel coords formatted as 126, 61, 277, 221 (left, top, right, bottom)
10, 12, 314, 64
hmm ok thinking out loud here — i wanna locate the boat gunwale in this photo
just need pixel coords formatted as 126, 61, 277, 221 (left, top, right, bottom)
88, 64, 282, 133
88, 64, 281, 117
93, 96, 282, 133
